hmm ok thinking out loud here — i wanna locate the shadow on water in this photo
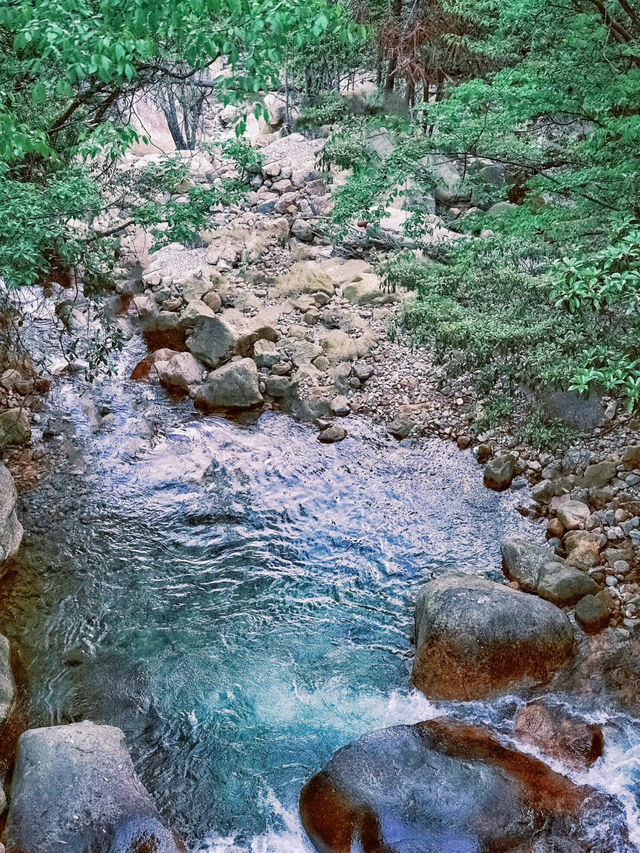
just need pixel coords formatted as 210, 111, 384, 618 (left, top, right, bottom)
0, 343, 637, 851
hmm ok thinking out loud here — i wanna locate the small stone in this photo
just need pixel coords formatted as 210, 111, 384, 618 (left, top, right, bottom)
457, 434, 471, 450
606, 575, 619, 587
388, 417, 414, 440
318, 424, 347, 444
613, 560, 630, 574
353, 362, 375, 382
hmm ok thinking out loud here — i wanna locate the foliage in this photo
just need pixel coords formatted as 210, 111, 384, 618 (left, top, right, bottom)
474, 394, 515, 433
517, 409, 576, 452
299, 93, 348, 128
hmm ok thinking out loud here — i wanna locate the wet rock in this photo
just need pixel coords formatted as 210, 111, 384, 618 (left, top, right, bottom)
300, 718, 630, 853
0, 465, 22, 568
502, 537, 598, 606
194, 359, 263, 411
130, 348, 178, 381
483, 454, 515, 491
318, 424, 347, 444
412, 574, 574, 701
186, 314, 240, 369
156, 352, 204, 392
575, 593, 610, 633
557, 500, 591, 531
515, 701, 604, 770
0, 409, 30, 450
4, 721, 182, 853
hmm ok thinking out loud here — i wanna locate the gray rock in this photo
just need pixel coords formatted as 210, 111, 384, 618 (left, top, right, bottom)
329, 395, 350, 416
557, 500, 590, 530
0, 409, 31, 450
502, 537, 598, 606
156, 352, 204, 391
0, 464, 22, 568
291, 219, 314, 242
318, 424, 347, 444
483, 454, 515, 491
581, 461, 617, 489
265, 376, 290, 398
253, 339, 280, 368
388, 416, 414, 440
539, 390, 604, 431
194, 359, 263, 410
575, 594, 610, 633
412, 574, 574, 700
186, 314, 239, 368
4, 721, 181, 853
300, 717, 630, 853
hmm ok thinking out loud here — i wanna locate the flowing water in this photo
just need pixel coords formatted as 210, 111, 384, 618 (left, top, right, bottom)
1, 340, 640, 851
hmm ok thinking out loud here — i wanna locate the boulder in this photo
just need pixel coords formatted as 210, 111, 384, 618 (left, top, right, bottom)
501, 537, 598, 606
581, 461, 617, 489
4, 721, 181, 853
156, 352, 204, 392
557, 500, 590, 531
300, 717, 631, 853
515, 701, 604, 770
0, 464, 22, 567
483, 454, 515, 491
186, 314, 239, 368
321, 329, 376, 363
412, 574, 574, 700
342, 274, 395, 307
194, 359, 263, 411
0, 409, 30, 450
271, 262, 335, 298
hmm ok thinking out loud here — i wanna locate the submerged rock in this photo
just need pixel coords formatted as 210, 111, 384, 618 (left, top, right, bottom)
300, 718, 631, 853
0, 464, 22, 569
515, 700, 604, 770
412, 574, 574, 700
4, 720, 182, 853
502, 536, 598, 606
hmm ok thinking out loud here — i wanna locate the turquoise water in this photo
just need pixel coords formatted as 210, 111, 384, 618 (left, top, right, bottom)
1, 348, 639, 851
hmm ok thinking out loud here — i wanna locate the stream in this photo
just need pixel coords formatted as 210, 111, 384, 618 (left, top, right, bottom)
1, 339, 640, 851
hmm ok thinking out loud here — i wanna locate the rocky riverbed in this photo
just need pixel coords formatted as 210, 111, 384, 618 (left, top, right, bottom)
0, 126, 639, 851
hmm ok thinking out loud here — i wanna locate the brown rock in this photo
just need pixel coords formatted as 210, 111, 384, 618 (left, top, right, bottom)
515, 701, 604, 770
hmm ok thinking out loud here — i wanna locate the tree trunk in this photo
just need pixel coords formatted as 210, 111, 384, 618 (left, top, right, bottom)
384, 0, 403, 92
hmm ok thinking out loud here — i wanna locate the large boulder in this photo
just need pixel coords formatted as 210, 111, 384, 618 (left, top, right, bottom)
4, 721, 182, 853
412, 574, 574, 700
300, 718, 631, 853
0, 464, 22, 568
501, 537, 598, 606
194, 358, 263, 411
